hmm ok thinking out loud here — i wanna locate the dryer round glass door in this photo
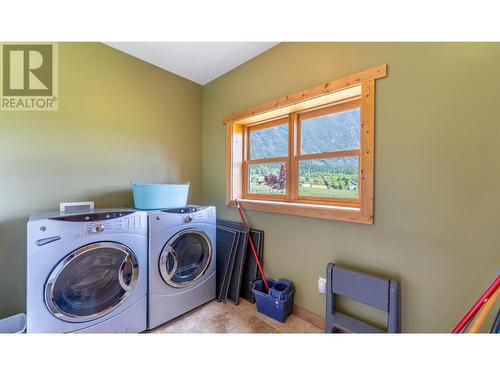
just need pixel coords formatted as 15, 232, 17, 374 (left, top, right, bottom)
44, 242, 139, 323
159, 229, 212, 288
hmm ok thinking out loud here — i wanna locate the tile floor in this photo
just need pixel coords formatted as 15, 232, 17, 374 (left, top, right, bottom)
151, 299, 323, 333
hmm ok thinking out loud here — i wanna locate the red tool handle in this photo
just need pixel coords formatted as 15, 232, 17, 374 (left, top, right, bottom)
235, 199, 269, 292
452, 274, 500, 333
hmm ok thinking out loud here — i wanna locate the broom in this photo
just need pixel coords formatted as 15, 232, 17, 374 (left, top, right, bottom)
235, 199, 269, 292
452, 273, 500, 333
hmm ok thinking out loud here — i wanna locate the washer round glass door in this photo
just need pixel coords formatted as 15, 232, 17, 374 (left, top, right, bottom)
159, 229, 212, 288
45, 242, 139, 323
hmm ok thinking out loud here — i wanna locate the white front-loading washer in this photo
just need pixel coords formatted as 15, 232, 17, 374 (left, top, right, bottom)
27, 209, 147, 333
148, 205, 216, 330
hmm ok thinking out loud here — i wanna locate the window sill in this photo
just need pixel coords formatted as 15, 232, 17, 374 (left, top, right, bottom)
227, 199, 373, 224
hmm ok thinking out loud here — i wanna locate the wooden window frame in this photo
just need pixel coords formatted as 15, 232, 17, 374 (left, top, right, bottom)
224, 65, 387, 224
294, 98, 361, 208
244, 117, 289, 202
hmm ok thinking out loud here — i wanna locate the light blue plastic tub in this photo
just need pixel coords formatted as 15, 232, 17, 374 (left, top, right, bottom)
131, 182, 190, 210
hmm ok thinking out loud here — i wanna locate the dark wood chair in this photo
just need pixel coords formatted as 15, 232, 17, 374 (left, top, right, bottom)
325, 263, 400, 333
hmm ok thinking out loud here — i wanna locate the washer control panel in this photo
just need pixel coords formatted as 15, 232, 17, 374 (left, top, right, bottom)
82, 213, 144, 237
30, 211, 147, 248
53, 211, 135, 222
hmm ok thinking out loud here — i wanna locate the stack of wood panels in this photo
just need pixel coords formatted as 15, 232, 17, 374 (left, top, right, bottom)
216, 219, 264, 305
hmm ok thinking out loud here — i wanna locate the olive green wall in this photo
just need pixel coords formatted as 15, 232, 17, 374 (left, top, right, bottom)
0, 42, 202, 318
202, 43, 500, 332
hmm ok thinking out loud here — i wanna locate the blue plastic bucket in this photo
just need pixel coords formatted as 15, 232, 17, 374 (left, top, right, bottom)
252, 279, 295, 322
269, 280, 293, 301
131, 182, 190, 210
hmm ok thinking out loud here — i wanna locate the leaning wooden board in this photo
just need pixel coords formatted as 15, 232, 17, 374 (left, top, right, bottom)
217, 219, 264, 304
216, 220, 249, 304
225, 229, 248, 305
215, 226, 240, 302
240, 230, 264, 303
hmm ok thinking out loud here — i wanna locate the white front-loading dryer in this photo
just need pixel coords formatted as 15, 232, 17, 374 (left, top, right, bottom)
27, 209, 147, 333
148, 205, 216, 330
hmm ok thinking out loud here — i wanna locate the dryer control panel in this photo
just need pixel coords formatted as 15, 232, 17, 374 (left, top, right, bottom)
183, 207, 214, 223
154, 206, 215, 228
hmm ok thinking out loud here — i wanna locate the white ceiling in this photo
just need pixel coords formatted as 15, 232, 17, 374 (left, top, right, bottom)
105, 42, 279, 85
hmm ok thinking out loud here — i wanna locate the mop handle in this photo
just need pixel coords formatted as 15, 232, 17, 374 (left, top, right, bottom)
452, 274, 500, 333
467, 287, 500, 333
235, 199, 269, 292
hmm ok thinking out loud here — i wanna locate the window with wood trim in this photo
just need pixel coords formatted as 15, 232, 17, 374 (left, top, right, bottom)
225, 65, 387, 224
